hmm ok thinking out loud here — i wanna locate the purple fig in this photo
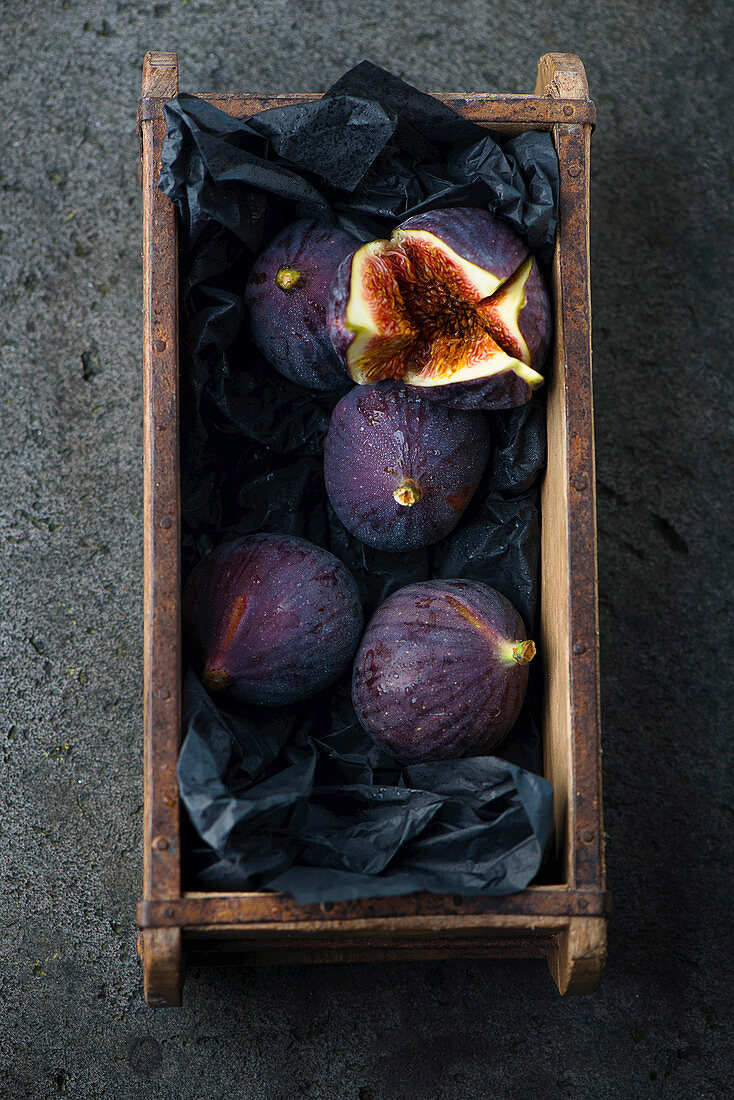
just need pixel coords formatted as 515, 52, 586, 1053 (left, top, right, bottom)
245, 219, 356, 391
352, 579, 535, 762
324, 381, 490, 553
328, 207, 551, 410
183, 534, 363, 706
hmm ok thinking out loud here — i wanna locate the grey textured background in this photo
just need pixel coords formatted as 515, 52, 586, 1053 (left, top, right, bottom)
2, 1, 733, 1097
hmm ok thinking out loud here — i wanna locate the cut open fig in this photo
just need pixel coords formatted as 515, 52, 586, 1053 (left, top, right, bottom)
328, 207, 551, 410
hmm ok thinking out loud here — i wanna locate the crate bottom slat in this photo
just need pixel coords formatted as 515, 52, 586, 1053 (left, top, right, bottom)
138, 919, 606, 1002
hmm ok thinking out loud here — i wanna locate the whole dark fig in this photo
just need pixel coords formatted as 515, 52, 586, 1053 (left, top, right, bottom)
245, 219, 356, 391
183, 534, 363, 706
324, 382, 490, 553
352, 579, 535, 762
328, 207, 551, 410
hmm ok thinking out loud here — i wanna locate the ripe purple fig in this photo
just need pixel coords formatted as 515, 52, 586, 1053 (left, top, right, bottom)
352, 579, 535, 762
245, 219, 356, 391
328, 207, 551, 410
183, 534, 363, 706
324, 382, 490, 553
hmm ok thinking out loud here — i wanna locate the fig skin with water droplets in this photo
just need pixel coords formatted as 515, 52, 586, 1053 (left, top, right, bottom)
324, 381, 490, 553
352, 579, 535, 763
183, 534, 363, 706
245, 219, 356, 391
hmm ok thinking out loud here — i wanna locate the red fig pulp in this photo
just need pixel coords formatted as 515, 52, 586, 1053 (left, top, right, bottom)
329, 207, 551, 410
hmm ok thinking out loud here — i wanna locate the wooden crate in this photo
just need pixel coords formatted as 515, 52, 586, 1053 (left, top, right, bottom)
137, 51, 608, 1007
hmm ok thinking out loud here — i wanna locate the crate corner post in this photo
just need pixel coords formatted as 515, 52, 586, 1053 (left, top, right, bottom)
547, 916, 607, 995
534, 52, 589, 99
142, 50, 179, 98
139, 928, 185, 1008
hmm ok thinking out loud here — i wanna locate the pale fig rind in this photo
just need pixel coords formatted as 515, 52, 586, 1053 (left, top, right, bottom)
324, 382, 490, 553
352, 579, 534, 762
183, 533, 363, 706
327, 207, 551, 410
246, 219, 356, 391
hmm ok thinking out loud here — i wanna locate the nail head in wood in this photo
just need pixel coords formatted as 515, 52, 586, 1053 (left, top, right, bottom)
152, 835, 169, 851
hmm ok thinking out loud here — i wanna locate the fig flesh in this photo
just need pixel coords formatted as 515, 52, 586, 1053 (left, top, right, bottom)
245, 219, 356, 391
183, 534, 363, 706
352, 579, 535, 762
328, 207, 551, 409
324, 382, 490, 552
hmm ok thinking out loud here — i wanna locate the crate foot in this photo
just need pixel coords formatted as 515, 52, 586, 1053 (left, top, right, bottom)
142, 51, 179, 97
139, 928, 184, 1007
534, 53, 589, 98
547, 917, 606, 995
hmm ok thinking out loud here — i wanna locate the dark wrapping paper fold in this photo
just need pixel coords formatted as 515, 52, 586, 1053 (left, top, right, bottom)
179, 672, 552, 902
159, 61, 558, 900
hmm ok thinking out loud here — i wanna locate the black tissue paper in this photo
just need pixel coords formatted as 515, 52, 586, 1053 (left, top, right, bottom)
158, 61, 558, 900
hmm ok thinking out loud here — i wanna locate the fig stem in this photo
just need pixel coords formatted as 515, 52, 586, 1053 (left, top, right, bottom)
393, 478, 422, 507
202, 667, 231, 692
511, 640, 536, 664
275, 266, 302, 291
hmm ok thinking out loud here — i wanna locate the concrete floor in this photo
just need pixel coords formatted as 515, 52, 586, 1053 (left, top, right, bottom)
2, 1, 733, 1097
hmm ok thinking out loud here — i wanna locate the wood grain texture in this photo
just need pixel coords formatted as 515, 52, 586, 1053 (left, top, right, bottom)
540, 226, 573, 876
138, 887, 610, 929
535, 54, 590, 99
537, 53, 605, 991
556, 123, 604, 890
547, 916, 607, 995
139, 51, 605, 1003
140, 928, 184, 1008
142, 51, 181, 904
142, 52, 180, 98
137, 92, 595, 133
141, 51, 184, 1006
542, 61, 604, 893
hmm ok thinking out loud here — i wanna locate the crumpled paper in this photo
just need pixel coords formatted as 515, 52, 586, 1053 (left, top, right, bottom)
179, 671, 552, 902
